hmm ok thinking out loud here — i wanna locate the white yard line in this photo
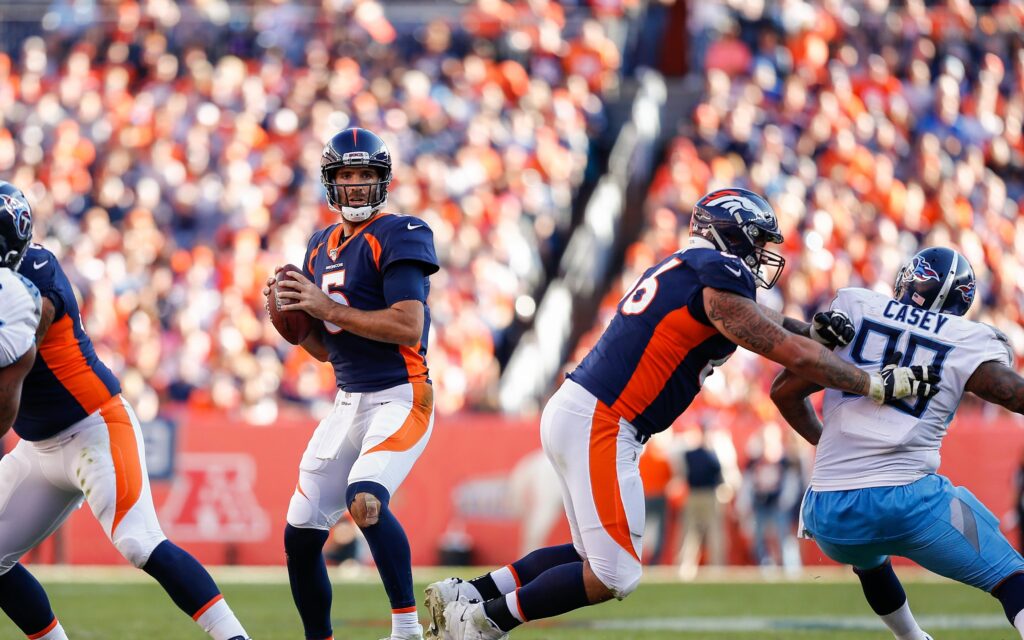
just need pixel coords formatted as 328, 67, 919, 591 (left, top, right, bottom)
588, 615, 1007, 632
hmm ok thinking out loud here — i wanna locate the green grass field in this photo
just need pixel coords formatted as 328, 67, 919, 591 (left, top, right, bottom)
0, 567, 1014, 640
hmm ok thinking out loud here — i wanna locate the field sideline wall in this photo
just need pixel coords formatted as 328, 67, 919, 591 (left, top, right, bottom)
12, 407, 1023, 567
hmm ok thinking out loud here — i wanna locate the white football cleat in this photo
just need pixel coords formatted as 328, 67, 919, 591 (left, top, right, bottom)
424, 578, 482, 637
439, 600, 507, 640
381, 623, 424, 640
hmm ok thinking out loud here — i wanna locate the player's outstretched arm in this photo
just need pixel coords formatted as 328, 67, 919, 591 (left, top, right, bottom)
770, 369, 825, 445
759, 305, 855, 348
0, 345, 36, 438
966, 361, 1024, 415
703, 287, 938, 403
757, 304, 810, 337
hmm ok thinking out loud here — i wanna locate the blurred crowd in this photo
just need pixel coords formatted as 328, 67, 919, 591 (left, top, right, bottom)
0, 0, 625, 421
579, 0, 1024, 436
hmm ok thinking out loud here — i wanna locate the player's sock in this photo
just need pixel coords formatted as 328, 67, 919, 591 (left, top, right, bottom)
193, 597, 251, 640
346, 482, 417, 632
0, 564, 66, 640
142, 540, 249, 640
993, 572, 1024, 638
284, 524, 334, 640
470, 544, 582, 600
854, 562, 928, 640
390, 609, 421, 637
483, 561, 590, 632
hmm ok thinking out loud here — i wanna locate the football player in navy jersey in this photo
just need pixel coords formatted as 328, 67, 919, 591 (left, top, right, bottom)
0, 182, 251, 640
265, 128, 439, 640
424, 188, 941, 640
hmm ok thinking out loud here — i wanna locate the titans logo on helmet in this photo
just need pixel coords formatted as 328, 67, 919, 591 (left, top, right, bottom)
956, 280, 976, 305
0, 194, 31, 240
907, 256, 941, 283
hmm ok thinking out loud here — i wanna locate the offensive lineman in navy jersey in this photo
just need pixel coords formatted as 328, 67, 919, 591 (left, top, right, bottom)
425, 188, 941, 640
265, 128, 439, 640
0, 182, 251, 640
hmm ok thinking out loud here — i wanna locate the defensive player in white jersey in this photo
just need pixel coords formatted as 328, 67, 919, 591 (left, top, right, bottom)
0, 266, 41, 436
771, 246, 1024, 640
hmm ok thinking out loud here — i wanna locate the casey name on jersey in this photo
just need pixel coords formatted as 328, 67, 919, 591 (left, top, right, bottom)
881, 299, 951, 335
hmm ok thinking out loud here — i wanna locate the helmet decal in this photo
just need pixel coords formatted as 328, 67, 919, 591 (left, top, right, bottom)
0, 194, 31, 240
907, 256, 941, 284
705, 193, 777, 226
955, 280, 976, 305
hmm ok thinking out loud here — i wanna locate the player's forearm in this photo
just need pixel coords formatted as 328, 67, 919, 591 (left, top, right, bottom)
299, 326, 329, 362
780, 338, 871, 397
759, 305, 811, 338
323, 304, 422, 346
770, 372, 823, 446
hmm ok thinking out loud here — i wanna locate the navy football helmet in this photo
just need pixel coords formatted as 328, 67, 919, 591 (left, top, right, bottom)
320, 127, 392, 222
0, 181, 33, 270
893, 246, 975, 316
690, 187, 786, 288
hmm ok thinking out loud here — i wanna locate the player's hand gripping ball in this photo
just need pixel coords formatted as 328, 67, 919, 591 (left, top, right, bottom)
266, 264, 314, 345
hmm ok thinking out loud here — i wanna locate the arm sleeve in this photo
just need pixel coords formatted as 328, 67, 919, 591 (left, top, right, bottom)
19, 253, 66, 320
694, 252, 757, 299
301, 229, 327, 280
382, 261, 429, 305
380, 221, 440, 276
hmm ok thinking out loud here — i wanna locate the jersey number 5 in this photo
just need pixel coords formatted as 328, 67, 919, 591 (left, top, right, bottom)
620, 257, 683, 315
321, 270, 349, 334
846, 318, 952, 418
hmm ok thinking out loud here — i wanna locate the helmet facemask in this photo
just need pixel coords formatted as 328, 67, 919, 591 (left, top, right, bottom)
322, 162, 391, 223
699, 215, 786, 289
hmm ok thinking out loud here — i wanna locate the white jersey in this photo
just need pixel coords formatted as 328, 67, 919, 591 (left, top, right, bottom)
0, 267, 41, 367
813, 287, 1012, 491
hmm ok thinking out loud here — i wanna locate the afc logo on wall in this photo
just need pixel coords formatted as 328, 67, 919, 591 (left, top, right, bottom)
158, 453, 270, 542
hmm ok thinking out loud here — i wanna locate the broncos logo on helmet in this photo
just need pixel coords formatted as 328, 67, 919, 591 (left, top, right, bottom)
705, 192, 777, 226
690, 187, 786, 289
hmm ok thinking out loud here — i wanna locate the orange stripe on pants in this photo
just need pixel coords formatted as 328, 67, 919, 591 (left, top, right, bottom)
589, 401, 640, 562
366, 384, 433, 454
100, 397, 143, 536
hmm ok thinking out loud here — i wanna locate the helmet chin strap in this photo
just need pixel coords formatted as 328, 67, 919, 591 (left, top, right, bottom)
340, 204, 378, 222
688, 236, 717, 250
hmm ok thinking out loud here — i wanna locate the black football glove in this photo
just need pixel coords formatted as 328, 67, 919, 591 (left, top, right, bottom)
868, 350, 942, 404
810, 310, 855, 348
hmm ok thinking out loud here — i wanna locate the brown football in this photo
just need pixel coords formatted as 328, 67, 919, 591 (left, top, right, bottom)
268, 264, 314, 345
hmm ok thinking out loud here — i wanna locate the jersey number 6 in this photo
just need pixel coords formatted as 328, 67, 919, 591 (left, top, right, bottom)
620, 257, 682, 315
321, 270, 349, 334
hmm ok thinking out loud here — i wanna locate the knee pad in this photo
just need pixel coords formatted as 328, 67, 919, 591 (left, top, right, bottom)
114, 532, 167, 568
590, 556, 642, 600
346, 481, 390, 528
284, 524, 329, 559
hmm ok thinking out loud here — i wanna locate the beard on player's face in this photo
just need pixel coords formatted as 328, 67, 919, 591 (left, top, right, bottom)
334, 168, 378, 207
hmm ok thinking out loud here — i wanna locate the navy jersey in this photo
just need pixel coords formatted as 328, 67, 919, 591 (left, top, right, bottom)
15, 245, 121, 440
303, 213, 439, 392
569, 247, 756, 437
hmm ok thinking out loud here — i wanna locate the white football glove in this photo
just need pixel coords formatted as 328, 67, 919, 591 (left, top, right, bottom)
867, 350, 942, 404
810, 310, 855, 348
